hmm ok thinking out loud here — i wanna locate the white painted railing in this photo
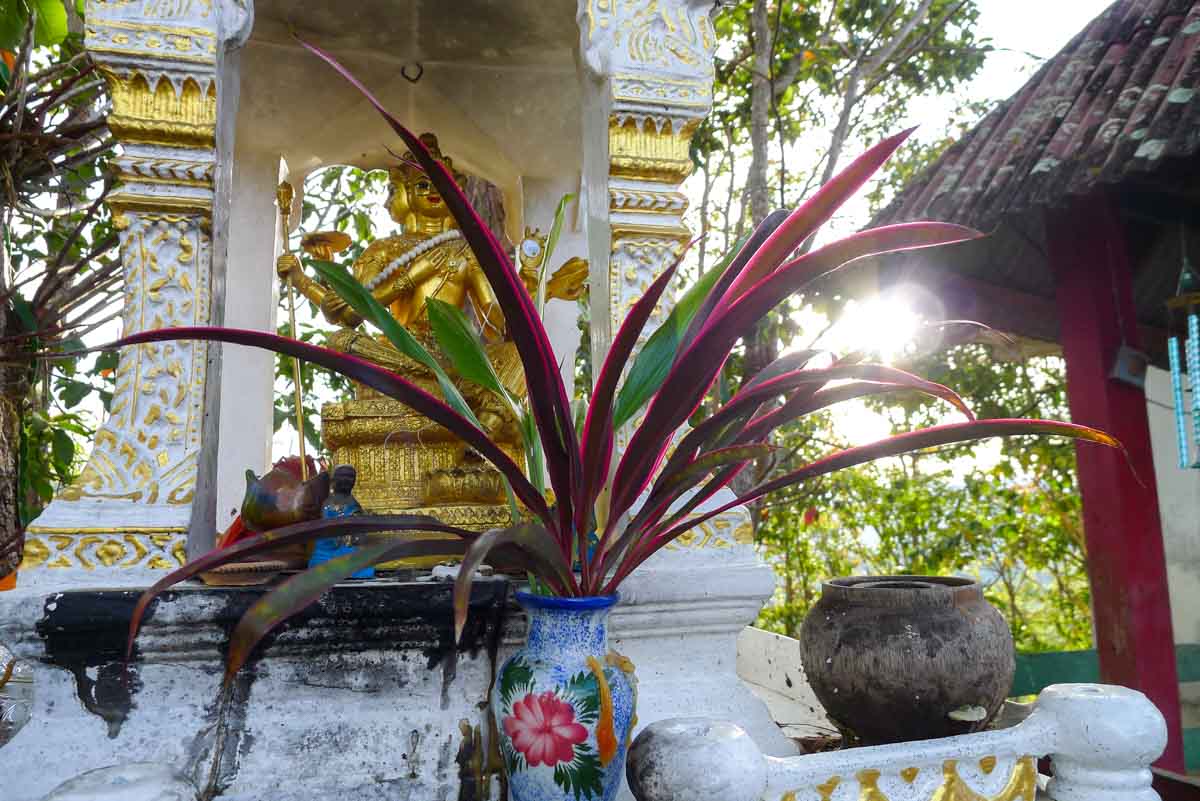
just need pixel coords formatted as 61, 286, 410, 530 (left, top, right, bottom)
626, 684, 1166, 801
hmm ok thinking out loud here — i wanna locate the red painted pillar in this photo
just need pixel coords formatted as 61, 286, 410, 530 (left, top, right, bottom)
1047, 191, 1183, 770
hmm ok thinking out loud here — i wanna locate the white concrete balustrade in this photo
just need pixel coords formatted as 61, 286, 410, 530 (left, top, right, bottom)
626, 683, 1168, 801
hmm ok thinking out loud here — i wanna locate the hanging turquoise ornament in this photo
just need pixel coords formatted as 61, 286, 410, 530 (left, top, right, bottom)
1166, 224, 1200, 469
1168, 336, 1188, 468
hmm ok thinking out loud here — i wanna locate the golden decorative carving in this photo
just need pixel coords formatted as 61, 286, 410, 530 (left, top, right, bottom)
583, 0, 716, 73
321, 404, 524, 511
613, 73, 713, 108
859, 769, 889, 801
25, 0, 242, 567
608, 187, 689, 214
663, 517, 753, 550
787, 757, 1036, 801
85, 19, 217, 63
609, 116, 697, 183
101, 69, 216, 148
21, 529, 187, 570
929, 758, 1037, 801
63, 214, 209, 507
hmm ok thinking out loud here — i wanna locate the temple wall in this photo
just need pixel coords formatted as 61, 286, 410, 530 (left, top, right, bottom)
1144, 366, 1200, 735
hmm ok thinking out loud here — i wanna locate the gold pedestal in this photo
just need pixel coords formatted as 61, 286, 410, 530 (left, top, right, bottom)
322, 393, 523, 568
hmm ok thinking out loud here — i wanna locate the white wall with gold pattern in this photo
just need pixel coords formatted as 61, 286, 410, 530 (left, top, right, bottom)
23, 0, 252, 570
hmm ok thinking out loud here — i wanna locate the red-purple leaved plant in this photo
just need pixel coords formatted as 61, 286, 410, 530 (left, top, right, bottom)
121, 40, 1118, 682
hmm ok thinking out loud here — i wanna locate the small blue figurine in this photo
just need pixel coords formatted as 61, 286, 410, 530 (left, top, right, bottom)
308, 464, 374, 579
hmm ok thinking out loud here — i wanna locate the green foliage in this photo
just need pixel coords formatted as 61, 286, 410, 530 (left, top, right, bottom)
0, 0, 73, 50
612, 239, 740, 429
499, 655, 535, 709
2, 11, 116, 531
561, 670, 600, 725
18, 409, 88, 525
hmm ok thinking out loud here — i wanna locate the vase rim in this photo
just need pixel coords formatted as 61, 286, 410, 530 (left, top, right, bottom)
821, 575, 981, 606
827, 574, 975, 589
514, 590, 620, 610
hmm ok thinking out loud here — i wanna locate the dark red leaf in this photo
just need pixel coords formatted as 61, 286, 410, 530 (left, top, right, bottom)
577, 258, 680, 547
717, 128, 915, 310
126, 514, 478, 660
105, 327, 550, 523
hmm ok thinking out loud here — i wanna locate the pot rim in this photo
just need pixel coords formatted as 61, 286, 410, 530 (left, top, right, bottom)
514, 590, 620, 611
821, 575, 981, 606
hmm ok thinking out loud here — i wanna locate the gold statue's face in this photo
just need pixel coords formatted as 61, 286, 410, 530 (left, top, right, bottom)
408, 176, 450, 219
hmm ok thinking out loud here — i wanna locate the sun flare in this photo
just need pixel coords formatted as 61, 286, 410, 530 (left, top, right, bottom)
832, 293, 923, 364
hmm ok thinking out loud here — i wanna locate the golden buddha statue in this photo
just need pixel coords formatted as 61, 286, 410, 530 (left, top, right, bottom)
277, 134, 585, 536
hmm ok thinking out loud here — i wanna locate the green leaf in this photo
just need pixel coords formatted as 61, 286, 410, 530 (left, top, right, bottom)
10, 296, 36, 334
501, 738, 525, 775
51, 428, 74, 468
309, 258, 523, 523
561, 670, 600, 724
0, 0, 27, 50
32, 0, 68, 46
536, 193, 575, 312
95, 349, 118, 372
552, 743, 604, 801
59, 378, 90, 408
75, 0, 84, 16
612, 242, 740, 429
499, 655, 534, 708
426, 297, 513, 406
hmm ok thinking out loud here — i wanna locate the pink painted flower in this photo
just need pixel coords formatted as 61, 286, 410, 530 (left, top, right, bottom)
503, 691, 588, 767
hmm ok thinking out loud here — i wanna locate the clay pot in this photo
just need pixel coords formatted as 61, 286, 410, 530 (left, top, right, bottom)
799, 575, 1014, 744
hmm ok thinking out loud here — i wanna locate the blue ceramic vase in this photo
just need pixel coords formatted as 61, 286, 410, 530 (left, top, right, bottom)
494, 592, 637, 801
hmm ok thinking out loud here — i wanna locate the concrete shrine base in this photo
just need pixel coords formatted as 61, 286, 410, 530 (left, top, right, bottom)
0, 544, 791, 801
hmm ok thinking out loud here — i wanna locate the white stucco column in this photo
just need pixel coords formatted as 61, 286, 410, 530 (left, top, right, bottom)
212, 147, 281, 533
23, 0, 252, 571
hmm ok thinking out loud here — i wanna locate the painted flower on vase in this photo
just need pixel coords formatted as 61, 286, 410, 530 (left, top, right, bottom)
503, 691, 588, 767
497, 655, 613, 799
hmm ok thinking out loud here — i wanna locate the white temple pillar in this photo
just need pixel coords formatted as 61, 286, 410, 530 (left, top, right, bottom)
213, 146, 282, 534
575, 0, 797, 775
23, 0, 252, 571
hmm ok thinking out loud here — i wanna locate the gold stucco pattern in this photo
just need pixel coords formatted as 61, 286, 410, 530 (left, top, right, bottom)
782, 756, 1037, 801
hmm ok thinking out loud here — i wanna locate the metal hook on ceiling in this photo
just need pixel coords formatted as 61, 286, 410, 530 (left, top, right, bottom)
401, 63, 424, 84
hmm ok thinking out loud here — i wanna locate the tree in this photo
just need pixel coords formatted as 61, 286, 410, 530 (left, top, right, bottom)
703, 0, 988, 251
1, 2, 117, 579
696, 0, 988, 505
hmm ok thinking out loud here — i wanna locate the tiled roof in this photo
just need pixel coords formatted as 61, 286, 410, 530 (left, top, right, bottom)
873, 0, 1200, 228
